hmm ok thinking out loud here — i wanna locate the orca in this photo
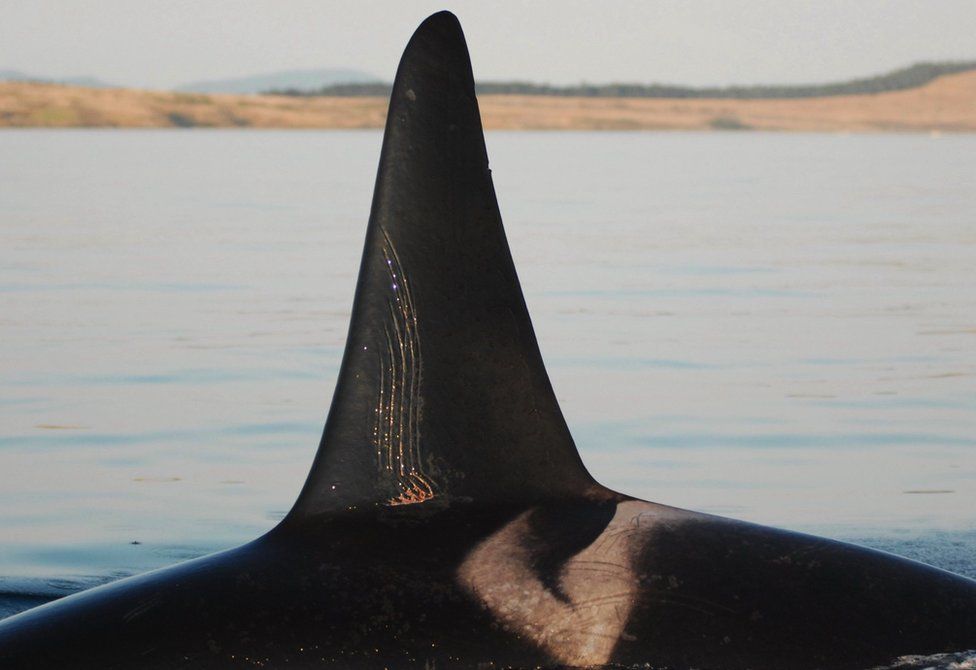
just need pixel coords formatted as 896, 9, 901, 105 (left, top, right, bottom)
1, 11, 975, 670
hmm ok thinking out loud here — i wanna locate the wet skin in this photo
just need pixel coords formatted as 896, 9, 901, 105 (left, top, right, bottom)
2, 498, 975, 668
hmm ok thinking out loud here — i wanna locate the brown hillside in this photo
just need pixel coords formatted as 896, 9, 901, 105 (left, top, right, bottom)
1, 70, 975, 131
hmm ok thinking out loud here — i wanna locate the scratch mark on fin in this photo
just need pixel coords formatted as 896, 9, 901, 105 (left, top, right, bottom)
375, 228, 436, 505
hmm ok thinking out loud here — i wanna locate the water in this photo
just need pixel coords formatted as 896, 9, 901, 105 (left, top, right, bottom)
1, 130, 974, 620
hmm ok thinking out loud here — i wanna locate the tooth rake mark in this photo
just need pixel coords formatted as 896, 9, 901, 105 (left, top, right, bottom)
373, 229, 435, 505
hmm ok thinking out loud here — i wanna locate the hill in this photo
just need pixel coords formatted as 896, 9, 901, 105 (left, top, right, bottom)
2, 66, 975, 132
0, 69, 116, 89
275, 61, 976, 99
175, 68, 379, 94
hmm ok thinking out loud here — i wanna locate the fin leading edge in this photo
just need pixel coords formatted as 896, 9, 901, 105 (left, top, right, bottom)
288, 12, 597, 517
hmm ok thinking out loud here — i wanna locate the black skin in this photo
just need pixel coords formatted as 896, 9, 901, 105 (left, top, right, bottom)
619, 514, 976, 669
1, 499, 975, 669
3, 11, 975, 669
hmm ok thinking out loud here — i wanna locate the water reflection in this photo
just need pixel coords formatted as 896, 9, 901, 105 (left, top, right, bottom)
1, 130, 974, 618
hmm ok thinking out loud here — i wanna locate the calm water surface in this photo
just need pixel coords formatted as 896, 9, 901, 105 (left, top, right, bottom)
1, 130, 974, 618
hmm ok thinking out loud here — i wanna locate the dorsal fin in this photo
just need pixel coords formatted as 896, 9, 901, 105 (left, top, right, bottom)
288, 11, 596, 517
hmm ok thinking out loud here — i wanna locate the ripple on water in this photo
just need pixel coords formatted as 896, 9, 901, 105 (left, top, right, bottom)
2, 131, 976, 641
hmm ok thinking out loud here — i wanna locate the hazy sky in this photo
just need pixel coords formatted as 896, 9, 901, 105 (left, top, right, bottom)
2, 0, 975, 89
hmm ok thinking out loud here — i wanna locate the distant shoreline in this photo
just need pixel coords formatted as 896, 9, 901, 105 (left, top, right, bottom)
2, 68, 975, 132
271, 61, 976, 100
